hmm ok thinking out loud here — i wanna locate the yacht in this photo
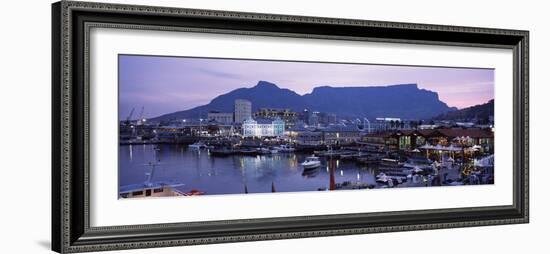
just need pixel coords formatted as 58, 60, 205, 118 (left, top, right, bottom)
380, 158, 402, 167
255, 147, 279, 155
301, 156, 321, 169
274, 144, 296, 153
403, 157, 433, 169
376, 173, 390, 182
188, 141, 208, 149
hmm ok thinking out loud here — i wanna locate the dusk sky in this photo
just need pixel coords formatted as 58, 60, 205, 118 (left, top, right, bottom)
119, 55, 494, 119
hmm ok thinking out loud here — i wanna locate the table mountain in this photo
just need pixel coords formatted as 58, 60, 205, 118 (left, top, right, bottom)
150, 80, 455, 122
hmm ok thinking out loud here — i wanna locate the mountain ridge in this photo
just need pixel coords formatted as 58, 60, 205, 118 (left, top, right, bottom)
433, 99, 494, 121
150, 80, 456, 122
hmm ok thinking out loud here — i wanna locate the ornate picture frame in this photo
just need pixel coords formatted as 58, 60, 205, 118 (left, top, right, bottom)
52, 1, 529, 253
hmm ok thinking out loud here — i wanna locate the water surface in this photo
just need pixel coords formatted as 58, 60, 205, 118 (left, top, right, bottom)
119, 144, 377, 196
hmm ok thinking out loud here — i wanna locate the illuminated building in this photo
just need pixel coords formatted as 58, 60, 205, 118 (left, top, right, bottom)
242, 118, 285, 137
254, 108, 298, 128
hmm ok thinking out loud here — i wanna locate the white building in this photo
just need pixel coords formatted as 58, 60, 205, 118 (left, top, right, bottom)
242, 118, 285, 137
234, 99, 252, 123
207, 112, 233, 124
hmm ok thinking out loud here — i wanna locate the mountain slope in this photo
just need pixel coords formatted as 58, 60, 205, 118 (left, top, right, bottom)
150, 81, 456, 122
433, 99, 494, 121
151, 81, 306, 121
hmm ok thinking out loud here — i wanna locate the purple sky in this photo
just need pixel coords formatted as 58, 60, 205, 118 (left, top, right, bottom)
119, 55, 494, 119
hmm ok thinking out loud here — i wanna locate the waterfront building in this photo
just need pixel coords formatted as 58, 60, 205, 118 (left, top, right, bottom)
296, 131, 324, 146
155, 125, 187, 142
456, 122, 476, 128
204, 122, 235, 137
306, 111, 337, 127
358, 132, 390, 152
301, 109, 311, 123
285, 124, 309, 141
207, 111, 233, 124
242, 118, 285, 137
371, 117, 415, 132
377, 128, 494, 153
388, 129, 433, 151
321, 124, 362, 145
327, 114, 337, 124
308, 113, 319, 127
418, 124, 439, 129
436, 128, 494, 153
234, 99, 252, 123
254, 108, 298, 129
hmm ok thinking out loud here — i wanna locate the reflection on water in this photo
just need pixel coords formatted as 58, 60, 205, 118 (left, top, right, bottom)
119, 144, 377, 196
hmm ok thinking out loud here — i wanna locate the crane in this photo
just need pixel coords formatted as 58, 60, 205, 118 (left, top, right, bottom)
137, 106, 145, 125
125, 107, 135, 125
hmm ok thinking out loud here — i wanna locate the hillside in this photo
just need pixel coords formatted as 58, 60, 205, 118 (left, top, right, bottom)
150, 81, 456, 122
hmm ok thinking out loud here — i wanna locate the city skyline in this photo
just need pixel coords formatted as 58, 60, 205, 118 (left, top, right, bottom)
119, 54, 494, 119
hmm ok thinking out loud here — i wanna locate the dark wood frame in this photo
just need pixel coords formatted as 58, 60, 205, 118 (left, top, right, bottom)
52, 1, 529, 253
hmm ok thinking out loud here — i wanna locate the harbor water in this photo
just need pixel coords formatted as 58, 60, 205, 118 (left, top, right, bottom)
119, 144, 378, 196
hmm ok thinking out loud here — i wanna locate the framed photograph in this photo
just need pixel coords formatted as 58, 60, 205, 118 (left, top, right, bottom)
52, 1, 529, 253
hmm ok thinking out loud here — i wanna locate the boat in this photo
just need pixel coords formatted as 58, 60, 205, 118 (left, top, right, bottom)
403, 157, 433, 169
356, 154, 381, 164
302, 167, 320, 178
119, 162, 185, 198
380, 158, 402, 167
340, 152, 363, 160
314, 148, 352, 158
375, 173, 392, 185
339, 153, 356, 160
274, 144, 296, 153
256, 147, 273, 155
301, 156, 321, 169
375, 172, 405, 186
239, 148, 259, 156
183, 189, 205, 196
412, 166, 424, 174
209, 147, 235, 156
378, 167, 408, 177
188, 141, 208, 149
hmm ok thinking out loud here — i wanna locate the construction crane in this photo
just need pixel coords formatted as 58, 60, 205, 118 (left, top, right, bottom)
137, 106, 145, 125
125, 107, 135, 125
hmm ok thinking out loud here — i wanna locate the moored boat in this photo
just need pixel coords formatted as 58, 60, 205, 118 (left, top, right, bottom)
188, 141, 208, 149
119, 162, 185, 198
403, 157, 433, 169
274, 144, 296, 153
183, 189, 205, 196
256, 147, 274, 155
209, 147, 235, 156
380, 158, 402, 167
301, 156, 321, 169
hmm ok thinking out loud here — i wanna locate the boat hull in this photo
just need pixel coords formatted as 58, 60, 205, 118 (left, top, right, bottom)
301, 162, 321, 169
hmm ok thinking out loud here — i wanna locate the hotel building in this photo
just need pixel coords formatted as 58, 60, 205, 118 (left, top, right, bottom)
242, 118, 285, 137
234, 99, 252, 123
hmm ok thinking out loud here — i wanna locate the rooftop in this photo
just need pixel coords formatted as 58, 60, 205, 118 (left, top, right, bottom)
323, 124, 360, 132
